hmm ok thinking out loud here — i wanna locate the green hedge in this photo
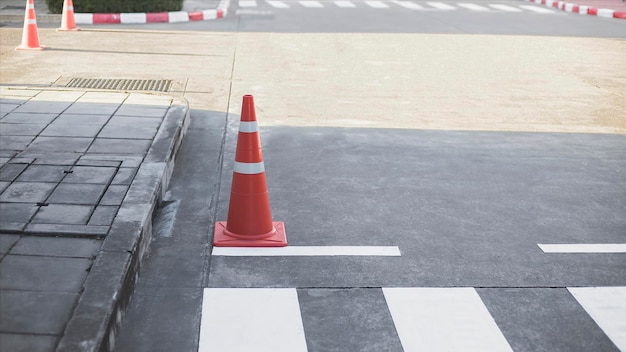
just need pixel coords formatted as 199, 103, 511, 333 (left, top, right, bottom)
45, 0, 184, 14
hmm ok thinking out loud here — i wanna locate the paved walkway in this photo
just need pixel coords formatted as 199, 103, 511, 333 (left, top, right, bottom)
0, 87, 188, 351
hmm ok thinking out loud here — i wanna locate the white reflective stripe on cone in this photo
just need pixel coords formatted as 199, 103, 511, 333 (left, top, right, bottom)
234, 161, 265, 174
239, 121, 258, 133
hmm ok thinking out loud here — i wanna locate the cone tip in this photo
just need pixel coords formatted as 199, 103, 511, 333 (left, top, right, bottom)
240, 94, 257, 122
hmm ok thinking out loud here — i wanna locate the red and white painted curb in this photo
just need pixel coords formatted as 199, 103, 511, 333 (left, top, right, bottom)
74, 0, 229, 24
524, 0, 626, 19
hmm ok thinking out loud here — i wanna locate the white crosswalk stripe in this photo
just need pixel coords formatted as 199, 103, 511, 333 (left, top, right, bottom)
519, 4, 556, 13
299, 0, 324, 7
568, 287, 626, 351
239, 0, 258, 7
457, 2, 491, 11
334, 0, 357, 7
199, 286, 621, 352
391, 0, 425, 10
365, 0, 390, 8
267, 0, 290, 8
199, 288, 307, 352
489, 3, 523, 11
384, 287, 514, 351
427, 1, 457, 10
236, 0, 557, 14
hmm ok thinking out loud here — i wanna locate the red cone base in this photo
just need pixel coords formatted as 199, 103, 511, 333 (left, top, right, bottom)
213, 221, 287, 247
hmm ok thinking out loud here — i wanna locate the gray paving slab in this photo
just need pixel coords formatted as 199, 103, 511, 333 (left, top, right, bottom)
63, 166, 117, 184
0, 122, 47, 136
0, 233, 20, 253
47, 183, 107, 205
53, 113, 111, 125
99, 185, 129, 206
41, 123, 102, 138
0, 255, 91, 291
0, 290, 79, 335
0, 182, 57, 203
64, 102, 121, 115
26, 136, 93, 153
98, 125, 158, 140
0, 163, 28, 181
0, 181, 9, 194
0, 333, 57, 352
13, 101, 72, 114
116, 106, 169, 118
111, 167, 138, 185
107, 115, 163, 129
15, 164, 67, 182
0, 135, 33, 150
30, 204, 93, 224
10, 236, 101, 258
88, 138, 152, 155
24, 223, 109, 237
0, 203, 37, 223
88, 205, 118, 226
0, 112, 58, 124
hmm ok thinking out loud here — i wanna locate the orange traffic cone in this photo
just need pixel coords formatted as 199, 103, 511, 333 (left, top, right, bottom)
213, 95, 288, 247
15, 0, 45, 50
57, 0, 80, 31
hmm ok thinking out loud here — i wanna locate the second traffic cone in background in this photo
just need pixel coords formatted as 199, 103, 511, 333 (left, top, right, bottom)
57, 0, 80, 31
15, 0, 44, 50
213, 95, 287, 247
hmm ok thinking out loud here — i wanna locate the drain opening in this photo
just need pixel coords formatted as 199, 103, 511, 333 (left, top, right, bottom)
65, 78, 173, 92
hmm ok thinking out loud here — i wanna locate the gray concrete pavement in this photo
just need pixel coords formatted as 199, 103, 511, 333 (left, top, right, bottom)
1, 1, 625, 351
0, 87, 189, 351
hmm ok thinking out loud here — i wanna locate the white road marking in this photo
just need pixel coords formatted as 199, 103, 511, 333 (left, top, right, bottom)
489, 4, 523, 12
300, 0, 324, 7
427, 2, 456, 10
212, 245, 402, 256
519, 5, 555, 13
198, 288, 308, 352
267, 0, 290, 8
383, 287, 514, 352
569, 287, 626, 351
334, 0, 356, 7
391, 1, 425, 9
457, 3, 490, 11
239, 0, 258, 7
538, 243, 626, 253
365, 0, 389, 8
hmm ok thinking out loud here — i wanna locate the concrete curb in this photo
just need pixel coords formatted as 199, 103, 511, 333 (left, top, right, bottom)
75, 0, 229, 25
0, 0, 229, 24
524, 0, 626, 19
55, 100, 190, 352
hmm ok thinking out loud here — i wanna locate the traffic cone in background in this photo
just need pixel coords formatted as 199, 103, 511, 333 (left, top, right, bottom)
15, 0, 45, 50
57, 0, 80, 31
213, 95, 288, 247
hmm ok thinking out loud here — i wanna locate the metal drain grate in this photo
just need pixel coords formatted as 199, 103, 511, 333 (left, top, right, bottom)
65, 78, 173, 92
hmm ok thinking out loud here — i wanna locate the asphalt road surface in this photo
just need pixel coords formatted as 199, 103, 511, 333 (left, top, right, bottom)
104, 2, 626, 352
90, 0, 626, 37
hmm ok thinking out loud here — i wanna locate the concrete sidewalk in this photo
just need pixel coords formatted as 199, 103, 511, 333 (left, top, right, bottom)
0, 86, 189, 351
